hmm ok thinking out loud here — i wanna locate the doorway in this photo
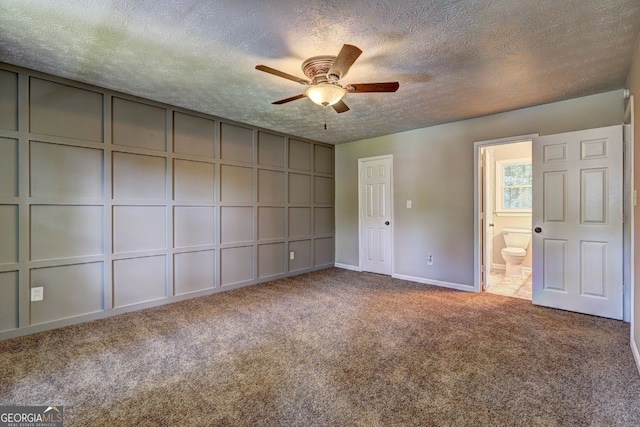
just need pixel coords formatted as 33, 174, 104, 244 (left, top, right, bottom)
358, 155, 393, 275
474, 127, 627, 321
479, 139, 533, 300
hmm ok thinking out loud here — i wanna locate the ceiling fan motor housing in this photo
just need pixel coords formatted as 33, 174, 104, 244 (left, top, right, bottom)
302, 55, 338, 84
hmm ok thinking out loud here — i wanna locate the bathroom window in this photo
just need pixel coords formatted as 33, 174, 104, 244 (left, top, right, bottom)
496, 158, 532, 212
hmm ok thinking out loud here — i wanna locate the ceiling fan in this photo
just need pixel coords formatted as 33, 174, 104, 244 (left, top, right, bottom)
255, 44, 399, 113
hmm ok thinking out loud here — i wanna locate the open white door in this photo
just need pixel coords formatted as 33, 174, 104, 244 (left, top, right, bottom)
359, 156, 392, 275
532, 125, 623, 319
483, 148, 494, 290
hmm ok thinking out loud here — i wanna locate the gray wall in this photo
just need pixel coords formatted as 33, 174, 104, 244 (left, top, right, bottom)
336, 90, 624, 288
0, 64, 334, 339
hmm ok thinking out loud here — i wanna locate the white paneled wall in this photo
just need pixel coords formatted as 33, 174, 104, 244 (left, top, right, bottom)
0, 64, 334, 339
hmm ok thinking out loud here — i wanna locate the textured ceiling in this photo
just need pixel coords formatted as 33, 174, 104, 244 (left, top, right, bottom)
1, 0, 640, 144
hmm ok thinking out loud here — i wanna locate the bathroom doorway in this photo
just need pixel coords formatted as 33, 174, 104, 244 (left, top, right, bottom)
478, 137, 533, 300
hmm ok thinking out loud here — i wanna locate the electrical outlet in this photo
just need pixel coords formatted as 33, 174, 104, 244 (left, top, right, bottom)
406, 200, 412, 209
31, 286, 44, 302
427, 255, 434, 265
289, 251, 295, 260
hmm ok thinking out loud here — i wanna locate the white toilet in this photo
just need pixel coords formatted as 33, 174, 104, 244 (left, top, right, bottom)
501, 228, 532, 276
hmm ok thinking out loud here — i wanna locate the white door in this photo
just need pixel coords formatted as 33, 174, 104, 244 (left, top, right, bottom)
532, 125, 623, 319
359, 156, 392, 275
483, 148, 494, 290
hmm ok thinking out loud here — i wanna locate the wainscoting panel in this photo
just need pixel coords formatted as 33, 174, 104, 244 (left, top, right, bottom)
0, 271, 18, 332
314, 144, 333, 174
314, 176, 333, 204
30, 262, 104, 324
0, 138, 18, 197
220, 165, 253, 203
314, 237, 335, 267
174, 250, 216, 295
258, 243, 285, 279
173, 159, 215, 202
0, 70, 18, 131
314, 208, 334, 236
289, 173, 311, 204
173, 112, 215, 158
0, 62, 334, 340
221, 246, 254, 286
29, 77, 103, 143
113, 206, 167, 254
112, 152, 167, 200
289, 240, 311, 272
220, 206, 254, 244
289, 139, 312, 171
112, 97, 166, 151
289, 207, 311, 238
0, 205, 18, 265
220, 123, 253, 163
258, 132, 285, 168
258, 169, 285, 203
258, 207, 285, 240
30, 141, 104, 199
113, 256, 167, 307
174, 206, 215, 248
31, 205, 104, 260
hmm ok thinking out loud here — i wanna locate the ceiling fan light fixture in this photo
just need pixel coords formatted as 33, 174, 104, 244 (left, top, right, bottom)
305, 82, 346, 106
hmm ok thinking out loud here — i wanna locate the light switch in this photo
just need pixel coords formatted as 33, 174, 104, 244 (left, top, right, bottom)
406, 200, 412, 209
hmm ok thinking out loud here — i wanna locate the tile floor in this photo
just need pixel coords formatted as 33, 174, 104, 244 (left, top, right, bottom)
485, 270, 532, 300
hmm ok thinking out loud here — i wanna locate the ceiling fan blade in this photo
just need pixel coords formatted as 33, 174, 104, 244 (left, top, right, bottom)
327, 44, 362, 81
272, 94, 306, 105
256, 65, 310, 85
347, 82, 400, 93
332, 100, 350, 113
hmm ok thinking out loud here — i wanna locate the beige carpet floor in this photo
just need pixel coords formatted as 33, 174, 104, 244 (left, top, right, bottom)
1, 268, 639, 426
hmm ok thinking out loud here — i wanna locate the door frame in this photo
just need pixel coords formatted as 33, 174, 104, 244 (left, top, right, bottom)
358, 154, 394, 274
474, 128, 633, 322
623, 95, 635, 328
473, 134, 538, 293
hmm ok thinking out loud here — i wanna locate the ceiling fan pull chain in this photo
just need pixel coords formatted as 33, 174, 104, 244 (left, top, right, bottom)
324, 107, 327, 130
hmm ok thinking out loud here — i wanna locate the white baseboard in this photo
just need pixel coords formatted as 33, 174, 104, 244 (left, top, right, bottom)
334, 263, 362, 272
392, 273, 473, 292
632, 337, 640, 376
335, 266, 474, 292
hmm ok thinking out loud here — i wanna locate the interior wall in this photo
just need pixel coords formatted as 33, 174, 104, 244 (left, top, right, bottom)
628, 33, 640, 370
0, 63, 334, 340
335, 90, 623, 288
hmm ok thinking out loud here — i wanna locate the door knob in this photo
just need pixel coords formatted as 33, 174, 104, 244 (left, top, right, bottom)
534, 227, 542, 233
489, 223, 494, 227
385, 221, 390, 225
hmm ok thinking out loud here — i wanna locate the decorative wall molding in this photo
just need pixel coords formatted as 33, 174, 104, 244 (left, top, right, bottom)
0, 63, 335, 340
